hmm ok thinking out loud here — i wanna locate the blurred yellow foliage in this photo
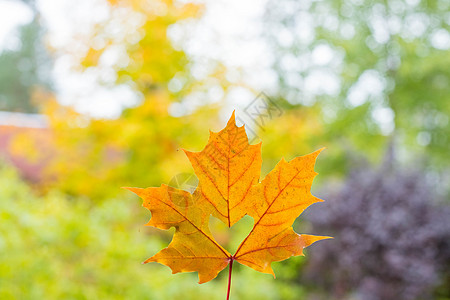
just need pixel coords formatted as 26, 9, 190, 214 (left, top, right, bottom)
40, 92, 221, 199
34, 0, 210, 199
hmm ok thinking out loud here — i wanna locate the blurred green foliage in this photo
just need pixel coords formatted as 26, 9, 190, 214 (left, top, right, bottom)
0, 18, 52, 113
0, 164, 313, 299
264, 0, 450, 173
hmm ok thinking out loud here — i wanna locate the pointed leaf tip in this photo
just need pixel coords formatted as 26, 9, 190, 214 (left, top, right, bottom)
122, 187, 143, 195
317, 147, 326, 153
311, 147, 326, 158
227, 110, 236, 125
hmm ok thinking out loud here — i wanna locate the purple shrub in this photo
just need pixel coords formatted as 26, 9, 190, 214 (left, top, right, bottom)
305, 159, 450, 300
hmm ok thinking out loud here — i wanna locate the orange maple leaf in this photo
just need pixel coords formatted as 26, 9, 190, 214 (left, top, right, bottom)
184, 111, 262, 227
125, 111, 331, 293
125, 185, 230, 283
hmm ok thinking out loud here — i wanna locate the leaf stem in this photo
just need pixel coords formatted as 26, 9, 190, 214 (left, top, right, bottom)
226, 257, 234, 300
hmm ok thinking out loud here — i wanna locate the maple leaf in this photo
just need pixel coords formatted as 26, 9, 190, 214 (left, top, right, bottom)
233, 149, 330, 275
183, 111, 262, 227
125, 111, 331, 294
124, 185, 230, 284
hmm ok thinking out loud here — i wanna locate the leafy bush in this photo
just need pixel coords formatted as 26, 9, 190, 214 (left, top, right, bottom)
305, 158, 450, 300
0, 163, 307, 299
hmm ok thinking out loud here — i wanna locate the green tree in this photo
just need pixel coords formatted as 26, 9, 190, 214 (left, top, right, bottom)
0, 6, 52, 113
263, 0, 450, 171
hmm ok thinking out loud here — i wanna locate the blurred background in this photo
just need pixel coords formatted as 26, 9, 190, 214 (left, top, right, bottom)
0, 0, 449, 299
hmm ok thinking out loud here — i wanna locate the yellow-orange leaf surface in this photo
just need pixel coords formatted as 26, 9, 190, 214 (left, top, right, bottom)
126, 112, 331, 283
233, 150, 330, 275
125, 185, 230, 283
184, 111, 262, 227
